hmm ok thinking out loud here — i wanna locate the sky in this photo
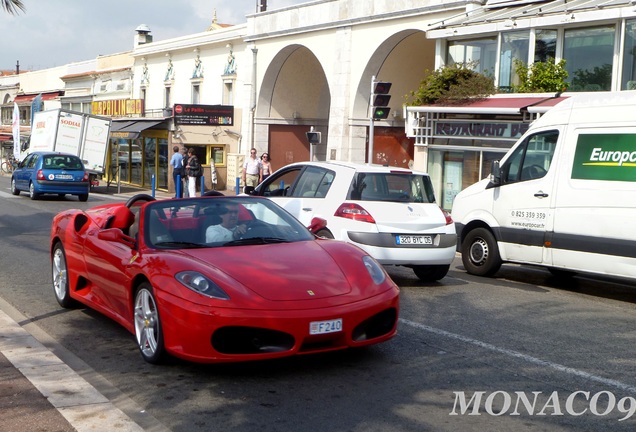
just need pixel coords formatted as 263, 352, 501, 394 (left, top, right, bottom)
0, 0, 306, 71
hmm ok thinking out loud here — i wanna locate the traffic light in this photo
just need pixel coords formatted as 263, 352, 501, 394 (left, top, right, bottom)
371, 81, 392, 120
306, 129, 321, 144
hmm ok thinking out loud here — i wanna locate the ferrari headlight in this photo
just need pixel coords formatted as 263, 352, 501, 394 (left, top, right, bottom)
362, 256, 386, 284
176, 271, 230, 300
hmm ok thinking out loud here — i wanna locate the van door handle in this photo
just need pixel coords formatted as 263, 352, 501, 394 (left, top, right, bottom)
534, 191, 549, 198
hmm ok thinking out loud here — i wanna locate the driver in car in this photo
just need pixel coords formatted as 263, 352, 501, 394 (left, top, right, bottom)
206, 203, 248, 242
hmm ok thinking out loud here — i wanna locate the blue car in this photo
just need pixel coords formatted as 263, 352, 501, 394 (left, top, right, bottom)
11, 152, 90, 201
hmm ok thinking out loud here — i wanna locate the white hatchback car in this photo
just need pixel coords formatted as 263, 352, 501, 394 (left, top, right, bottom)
252, 161, 457, 281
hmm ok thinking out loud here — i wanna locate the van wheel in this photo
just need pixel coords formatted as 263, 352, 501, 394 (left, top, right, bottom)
461, 227, 501, 277
413, 265, 449, 282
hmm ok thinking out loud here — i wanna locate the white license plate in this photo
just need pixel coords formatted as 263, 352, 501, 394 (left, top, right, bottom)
309, 318, 343, 335
396, 235, 432, 245
55, 174, 73, 180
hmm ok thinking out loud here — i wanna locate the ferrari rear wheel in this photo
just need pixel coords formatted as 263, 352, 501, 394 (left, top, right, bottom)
52, 243, 76, 308
134, 283, 165, 364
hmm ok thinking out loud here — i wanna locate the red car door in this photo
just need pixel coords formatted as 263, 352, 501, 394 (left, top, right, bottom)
83, 226, 136, 323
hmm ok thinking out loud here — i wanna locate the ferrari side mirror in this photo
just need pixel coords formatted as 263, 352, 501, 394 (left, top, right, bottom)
98, 228, 136, 248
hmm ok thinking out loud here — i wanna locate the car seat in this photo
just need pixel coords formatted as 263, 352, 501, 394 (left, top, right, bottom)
105, 206, 135, 234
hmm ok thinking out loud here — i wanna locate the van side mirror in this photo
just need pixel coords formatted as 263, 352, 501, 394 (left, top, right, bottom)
487, 160, 501, 188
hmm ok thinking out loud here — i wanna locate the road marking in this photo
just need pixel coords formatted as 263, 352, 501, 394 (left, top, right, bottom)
400, 318, 636, 394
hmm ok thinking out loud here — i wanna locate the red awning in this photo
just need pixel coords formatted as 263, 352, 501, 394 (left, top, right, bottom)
410, 95, 569, 115
13, 91, 63, 103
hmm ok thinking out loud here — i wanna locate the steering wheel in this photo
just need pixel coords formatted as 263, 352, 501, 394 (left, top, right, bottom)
522, 165, 547, 180
125, 194, 156, 208
238, 220, 277, 239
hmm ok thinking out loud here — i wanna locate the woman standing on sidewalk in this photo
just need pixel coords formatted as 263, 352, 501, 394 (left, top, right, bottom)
185, 148, 201, 197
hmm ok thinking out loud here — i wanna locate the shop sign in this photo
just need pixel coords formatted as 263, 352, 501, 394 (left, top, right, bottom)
173, 104, 233, 126
434, 121, 529, 140
92, 99, 144, 116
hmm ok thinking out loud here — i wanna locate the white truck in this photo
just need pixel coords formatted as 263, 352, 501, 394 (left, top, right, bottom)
451, 91, 636, 281
27, 108, 111, 186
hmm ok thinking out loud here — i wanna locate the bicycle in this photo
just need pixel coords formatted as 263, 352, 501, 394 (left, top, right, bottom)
1, 155, 19, 174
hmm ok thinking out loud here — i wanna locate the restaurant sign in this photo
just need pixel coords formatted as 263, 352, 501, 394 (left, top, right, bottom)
434, 120, 529, 140
173, 104, 233, 126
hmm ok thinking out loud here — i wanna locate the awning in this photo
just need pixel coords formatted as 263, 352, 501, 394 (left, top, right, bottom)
14, 91, 63, 103
407, 95, 568, 115
109, 120, 166, 140
427, 0, 633, 38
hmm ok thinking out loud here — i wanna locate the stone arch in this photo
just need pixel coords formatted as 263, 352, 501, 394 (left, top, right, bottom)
257, 44, 330, 121
353, 29, 434, 121
254, 45, 331, 164
342, 29, 434, 165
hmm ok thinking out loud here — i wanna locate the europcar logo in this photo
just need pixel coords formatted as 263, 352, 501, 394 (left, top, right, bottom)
572, 134, 636, 181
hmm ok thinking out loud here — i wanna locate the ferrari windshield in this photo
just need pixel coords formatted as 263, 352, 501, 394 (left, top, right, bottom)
143, 197, 316, 249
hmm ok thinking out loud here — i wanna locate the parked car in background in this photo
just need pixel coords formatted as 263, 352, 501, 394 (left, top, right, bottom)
113, 143, 143, 166
252, 161, 457, 281
11, 152, 90, 201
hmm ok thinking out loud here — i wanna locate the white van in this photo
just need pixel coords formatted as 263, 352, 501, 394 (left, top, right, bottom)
451, 92, 636, 280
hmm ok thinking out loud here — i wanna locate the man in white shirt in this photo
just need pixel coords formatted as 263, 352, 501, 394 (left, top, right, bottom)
242, 148, 262, 192
206, 203, 247, 243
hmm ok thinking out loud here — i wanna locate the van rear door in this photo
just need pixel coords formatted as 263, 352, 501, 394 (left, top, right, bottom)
491, 129, 560, 264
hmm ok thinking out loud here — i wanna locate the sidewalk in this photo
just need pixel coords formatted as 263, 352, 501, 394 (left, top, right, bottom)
0, 305, 146, 432
0, 182, 238, 432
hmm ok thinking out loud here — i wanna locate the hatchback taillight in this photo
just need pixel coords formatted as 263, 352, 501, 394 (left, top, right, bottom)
441, 207, 453, 225
36, 169, 45, 180
334, 203, 376, 224
82, 171, 89, 182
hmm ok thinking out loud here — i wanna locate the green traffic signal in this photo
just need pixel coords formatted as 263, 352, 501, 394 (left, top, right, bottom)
373, 107, 390, 120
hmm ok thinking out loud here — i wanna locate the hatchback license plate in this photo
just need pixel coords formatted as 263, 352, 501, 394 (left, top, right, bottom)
55, 174, 73, 180
396, 235, 432, 245
309, 319, 343, 335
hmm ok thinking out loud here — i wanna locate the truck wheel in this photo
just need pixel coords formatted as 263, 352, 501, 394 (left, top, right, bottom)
461, 227, 501, 276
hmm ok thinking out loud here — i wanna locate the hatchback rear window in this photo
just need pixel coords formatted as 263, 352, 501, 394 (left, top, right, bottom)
347, 173, 437, 203
43, 155, 84, 170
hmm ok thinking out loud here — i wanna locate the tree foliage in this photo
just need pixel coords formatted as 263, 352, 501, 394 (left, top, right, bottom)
512, 58, 568, 93
1, 0, 25, 15
406, 63, 496, 106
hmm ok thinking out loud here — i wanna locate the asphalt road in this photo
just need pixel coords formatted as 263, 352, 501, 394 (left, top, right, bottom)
1, 175, 636, 431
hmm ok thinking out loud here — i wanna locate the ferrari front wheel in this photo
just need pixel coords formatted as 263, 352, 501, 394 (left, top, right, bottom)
134, 283, 165, 364
52, 243, 76, 308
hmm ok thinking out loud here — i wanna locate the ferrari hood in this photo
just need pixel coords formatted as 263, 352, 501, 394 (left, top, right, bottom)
180, 241, 353, 301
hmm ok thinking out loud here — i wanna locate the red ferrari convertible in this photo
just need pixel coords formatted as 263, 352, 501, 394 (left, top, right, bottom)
50, 194, 399, 364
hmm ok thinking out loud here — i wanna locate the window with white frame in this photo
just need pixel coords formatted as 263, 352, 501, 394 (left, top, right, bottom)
564, 25, 615, 92
447, 37, 497, 78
